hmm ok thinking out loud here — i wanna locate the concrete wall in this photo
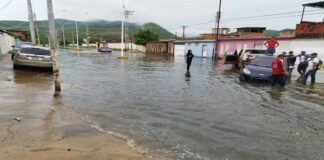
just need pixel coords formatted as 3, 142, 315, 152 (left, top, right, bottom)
185, 41, 215, 58
102, 43, 146, 52
0, 32, 15, 54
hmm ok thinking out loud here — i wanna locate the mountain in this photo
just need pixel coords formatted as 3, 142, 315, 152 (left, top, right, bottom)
265, 30, 280, 37
0, 19, 174, 44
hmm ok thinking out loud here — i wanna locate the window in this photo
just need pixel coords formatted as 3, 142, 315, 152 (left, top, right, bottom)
195, 43, 199, 46
188, 43, 192, 46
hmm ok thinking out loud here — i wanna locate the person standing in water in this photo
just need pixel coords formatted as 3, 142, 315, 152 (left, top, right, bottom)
186, 50, 194, 71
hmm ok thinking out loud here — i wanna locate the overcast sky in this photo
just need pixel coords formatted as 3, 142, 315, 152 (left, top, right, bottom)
0, 0, 323, 35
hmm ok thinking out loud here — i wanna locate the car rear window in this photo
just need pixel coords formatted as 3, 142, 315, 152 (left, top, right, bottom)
251, 57, 275, 67
246, 50, 267, 54
20, 48, 51, 56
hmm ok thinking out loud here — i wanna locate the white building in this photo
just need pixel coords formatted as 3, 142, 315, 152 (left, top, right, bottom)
0, 30, 15, 55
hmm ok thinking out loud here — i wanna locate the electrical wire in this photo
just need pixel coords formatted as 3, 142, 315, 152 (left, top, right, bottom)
0, 0, 14, 13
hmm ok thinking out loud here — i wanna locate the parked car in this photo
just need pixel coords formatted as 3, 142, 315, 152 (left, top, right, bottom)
98, 46, 112, 53
13, 46, 53, 69
240, 55, 288, 81
11, 42, 33, 60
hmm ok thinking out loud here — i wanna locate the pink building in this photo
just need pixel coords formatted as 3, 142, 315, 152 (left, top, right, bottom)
216, 37, 294, 58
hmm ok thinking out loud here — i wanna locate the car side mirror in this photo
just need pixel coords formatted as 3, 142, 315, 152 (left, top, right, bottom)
11, 45, 15, 48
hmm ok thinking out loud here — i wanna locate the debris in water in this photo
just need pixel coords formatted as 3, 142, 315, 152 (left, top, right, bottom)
14, 117, 21, 122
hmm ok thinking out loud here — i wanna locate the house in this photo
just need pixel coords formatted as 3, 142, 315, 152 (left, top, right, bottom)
216, 37, 294, 58
236, 27, 266, 38
297, 1, 324, 38
7, 30, 27, 41
184, 40, 216, 58
279, 29, 296, 38
0, 30, 15, 54
201, 28, 230, 40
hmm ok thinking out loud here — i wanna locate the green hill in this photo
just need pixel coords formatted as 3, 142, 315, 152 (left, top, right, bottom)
0, 19, 174, 44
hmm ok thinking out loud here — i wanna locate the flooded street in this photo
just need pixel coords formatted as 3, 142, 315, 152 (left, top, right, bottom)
1, 50, 324, 160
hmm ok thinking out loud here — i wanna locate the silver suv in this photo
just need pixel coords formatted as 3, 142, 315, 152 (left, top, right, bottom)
13, 46, 53, 69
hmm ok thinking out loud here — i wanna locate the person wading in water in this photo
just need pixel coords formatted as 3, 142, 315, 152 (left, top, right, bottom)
186, 50, 194, 71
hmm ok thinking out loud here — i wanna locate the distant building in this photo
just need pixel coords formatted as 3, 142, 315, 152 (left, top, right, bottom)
173, 40, 216, 58
297, 1, 324, 38
236, 27, 266, 38
201, 28, 230, 40
6, 30, 27, 41
279, 29, 296, 38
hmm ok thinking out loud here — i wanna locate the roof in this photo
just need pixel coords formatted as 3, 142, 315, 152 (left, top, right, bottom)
303, 1, 324, 8
21, 46, 50, 50
175, 40, 216, 43
237, 27, 266, 30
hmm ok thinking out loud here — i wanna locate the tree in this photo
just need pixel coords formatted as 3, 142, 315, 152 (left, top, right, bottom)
134, 29, 159, 45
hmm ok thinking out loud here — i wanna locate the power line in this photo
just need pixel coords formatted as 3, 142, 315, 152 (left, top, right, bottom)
0, 0, 14, 12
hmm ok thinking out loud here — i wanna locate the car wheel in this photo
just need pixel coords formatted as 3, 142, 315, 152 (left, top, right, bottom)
13, 64, 19, 69
240, 74, 250, 81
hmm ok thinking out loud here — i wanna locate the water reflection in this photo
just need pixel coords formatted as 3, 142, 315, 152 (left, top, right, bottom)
53, 51, 324, 160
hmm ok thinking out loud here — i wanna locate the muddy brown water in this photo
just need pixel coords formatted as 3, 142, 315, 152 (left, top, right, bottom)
1, 50, 324, 160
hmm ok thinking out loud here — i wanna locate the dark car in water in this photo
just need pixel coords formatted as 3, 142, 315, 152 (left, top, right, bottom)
240, 55, 288, 81
98, 46, 112, 53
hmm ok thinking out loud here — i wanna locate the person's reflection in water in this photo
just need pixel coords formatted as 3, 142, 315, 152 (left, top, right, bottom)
185, 71, 191, 81
269, 88, 284, 101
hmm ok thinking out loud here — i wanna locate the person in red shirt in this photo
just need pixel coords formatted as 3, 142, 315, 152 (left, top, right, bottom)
272, 54, 287, 87
264, 37, 279, 55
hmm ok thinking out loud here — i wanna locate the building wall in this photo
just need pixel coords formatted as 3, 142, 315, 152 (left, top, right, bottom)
217, 38, 324, 59
217, 39, 265, 57
185, 42, 215, 58
296, 22, 324, 38
0, 32, 15, 54
174, 44, 185, 57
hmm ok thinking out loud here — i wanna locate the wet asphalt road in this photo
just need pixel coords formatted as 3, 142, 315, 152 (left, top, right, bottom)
1, 50, 324, 160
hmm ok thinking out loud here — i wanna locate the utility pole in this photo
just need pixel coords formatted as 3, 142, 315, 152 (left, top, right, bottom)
182, 26, 187, 39
75, 20, 79, 50
118, 0, 127, 59
47, 0, 61, 92
61, 26, 66, 48
214, 0, 222, 59
72, 31, 75, 47
85, 12, 90, 47
124, 10, 134, 51
27, 0, 36, 45
34, 13, 40, 45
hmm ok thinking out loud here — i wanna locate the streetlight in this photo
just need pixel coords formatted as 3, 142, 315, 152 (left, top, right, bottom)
118, 0, 128, 59
62, 9, 79, 50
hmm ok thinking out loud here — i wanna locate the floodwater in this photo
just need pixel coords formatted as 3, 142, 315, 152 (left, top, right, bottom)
2, 50, 324, 160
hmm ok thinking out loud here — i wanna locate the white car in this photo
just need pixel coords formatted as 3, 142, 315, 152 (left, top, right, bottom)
13, 46, 53, 69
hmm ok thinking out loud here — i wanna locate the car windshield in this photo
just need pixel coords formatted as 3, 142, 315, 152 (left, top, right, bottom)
20, 48, 51, 56
250, 57, 275, 67
19, 42, 33, 47
245, 49, 267, 54
101, 47, 109, 49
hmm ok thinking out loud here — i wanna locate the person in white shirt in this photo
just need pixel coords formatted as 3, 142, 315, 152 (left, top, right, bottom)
241, 51, 251, 67
303, 53, 320, 85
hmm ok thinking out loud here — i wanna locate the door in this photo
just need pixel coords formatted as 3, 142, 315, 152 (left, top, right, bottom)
202, 45, 207, 58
